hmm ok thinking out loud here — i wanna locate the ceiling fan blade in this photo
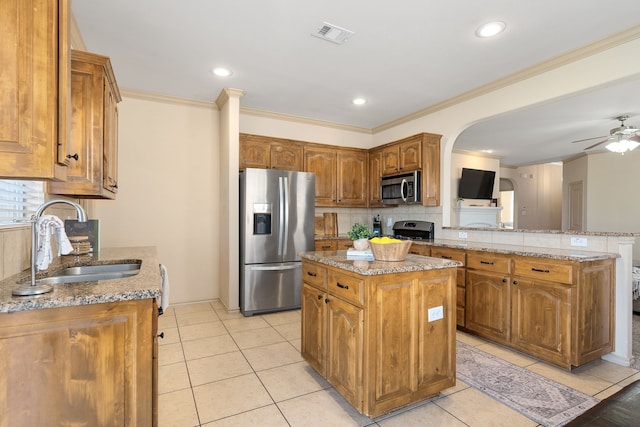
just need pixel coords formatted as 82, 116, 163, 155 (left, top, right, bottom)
584, 138, 609, 150
571, 135, 609, 143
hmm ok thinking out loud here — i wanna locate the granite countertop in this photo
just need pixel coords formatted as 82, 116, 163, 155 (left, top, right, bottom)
0, 246, 161, 313
413, 239, 618, 262
443, 227, 638, 237
299, 250, 462, 276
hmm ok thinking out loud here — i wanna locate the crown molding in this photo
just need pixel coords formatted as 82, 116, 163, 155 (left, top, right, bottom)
120, 88, 217, 108
240, 107, 373, 135
373, 24, 640, 134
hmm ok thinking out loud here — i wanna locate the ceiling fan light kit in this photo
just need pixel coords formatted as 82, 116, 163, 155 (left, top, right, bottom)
574, 115, 640, 154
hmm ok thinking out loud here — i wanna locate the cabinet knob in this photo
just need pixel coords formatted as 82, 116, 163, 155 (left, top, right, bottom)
67, 153, 79, 161
317, 295, 322, 300
502, 278, 508, 283
325, 298, 330, 304
157, 332, 165, 339
512, 280, 519, 285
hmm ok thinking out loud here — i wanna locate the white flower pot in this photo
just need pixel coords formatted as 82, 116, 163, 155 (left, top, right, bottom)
353, 238, 370, 251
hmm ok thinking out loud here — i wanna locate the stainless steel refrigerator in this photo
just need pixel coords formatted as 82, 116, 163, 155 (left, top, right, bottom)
240, 168, 315, 316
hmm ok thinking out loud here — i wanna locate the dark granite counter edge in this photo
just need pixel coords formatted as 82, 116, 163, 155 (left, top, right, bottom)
0, 246, 161, 313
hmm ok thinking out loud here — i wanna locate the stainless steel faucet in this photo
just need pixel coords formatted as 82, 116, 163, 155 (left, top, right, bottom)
12, 199, 87, 296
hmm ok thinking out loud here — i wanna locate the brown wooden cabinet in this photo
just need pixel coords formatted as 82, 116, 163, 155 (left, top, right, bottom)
301, 259, 456, 417
239, 134, 303, 171
431, 247, 466, 327
0, 0, 70, 180
368, 149, 384, 207
409, 243, 430, 256
314, 239, 354, 251
304, 147, 367, 207
380, 138, 422, 175
0, 299, 157, 426
464, 249, 615, 369
374, 133, 441, 206
49, 50, 121, 199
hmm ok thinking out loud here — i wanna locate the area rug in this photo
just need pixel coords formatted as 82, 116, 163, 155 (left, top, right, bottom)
632, 313, 640, 370
456, 341, 599, 427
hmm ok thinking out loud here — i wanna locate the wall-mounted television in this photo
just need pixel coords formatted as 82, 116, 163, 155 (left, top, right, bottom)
458, 168, 496, 199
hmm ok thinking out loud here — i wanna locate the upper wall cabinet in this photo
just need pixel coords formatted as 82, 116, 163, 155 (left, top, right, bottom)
239, 134, 303, 171
304, 146, 367, 207
0, 0, 71, 180
373, 133, 441, 207
49, 50, 121, 199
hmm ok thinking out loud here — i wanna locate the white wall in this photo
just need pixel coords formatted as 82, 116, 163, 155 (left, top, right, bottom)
583, 150, 640, 260
92, 94, 220, 305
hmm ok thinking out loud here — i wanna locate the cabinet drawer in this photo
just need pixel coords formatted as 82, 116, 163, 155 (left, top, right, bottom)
409, 243, 430, 256
328, 271, 364, 305
431, 247, 465, 265
315, 240, 338, 251
303, 263, 327, 289
513, 258, 573, 284
337, 239, 354, 250
467, 252, 511, 274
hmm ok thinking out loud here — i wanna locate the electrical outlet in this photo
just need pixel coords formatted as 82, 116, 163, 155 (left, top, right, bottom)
570, 237, 588, 247
428, 306, 444, 322
458, 231, 468, 239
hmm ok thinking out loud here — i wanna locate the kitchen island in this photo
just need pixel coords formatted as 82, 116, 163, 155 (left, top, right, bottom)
300, 250, 460, 417
0, 246, 161, 426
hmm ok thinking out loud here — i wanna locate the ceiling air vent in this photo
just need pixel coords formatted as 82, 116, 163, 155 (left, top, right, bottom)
312, 22, 354, 45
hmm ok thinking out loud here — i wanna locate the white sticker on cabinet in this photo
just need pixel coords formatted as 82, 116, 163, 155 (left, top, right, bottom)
428, 306, 444, 322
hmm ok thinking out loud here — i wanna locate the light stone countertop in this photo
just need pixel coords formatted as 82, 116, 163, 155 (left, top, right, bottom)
299, 250, 462, 276
413, 239, 619, 262
0, 246, 161, 313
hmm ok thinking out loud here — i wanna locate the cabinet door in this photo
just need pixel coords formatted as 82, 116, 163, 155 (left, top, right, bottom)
304, 147, 337, 206
399, 139, 422, 171
421, 134, 441, 206
0, 300, 153, 426
465, 269, 510, 343
326, 296, 364, 411
239, 135, 270, 169
510, 277, 571, 367
336, 239, 353, 250
380, 146, 400, 175
301, 283, 326, 376
337, 150, 367, 206
368, 150, 383, 206
414, 270, 456, 393
409, 243, 430, 256
270, 142, 302, 171
48, 51, 120, 199
0, 0, 69, 180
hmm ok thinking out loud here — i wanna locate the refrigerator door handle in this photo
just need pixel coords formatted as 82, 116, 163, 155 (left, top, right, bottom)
278, 176, 285, 256
250, 264, 299, 271
283, 176, 289, 252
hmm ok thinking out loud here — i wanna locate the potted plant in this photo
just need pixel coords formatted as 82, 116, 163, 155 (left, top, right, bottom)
347, 222, 373, 251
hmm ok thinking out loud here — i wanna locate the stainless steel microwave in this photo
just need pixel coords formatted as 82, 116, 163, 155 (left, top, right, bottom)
380, 171, 421, 204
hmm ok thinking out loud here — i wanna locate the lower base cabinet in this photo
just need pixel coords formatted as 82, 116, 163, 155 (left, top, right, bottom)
301, 259, 456, 417
0, 299, 157, 426
464, 252, 615, 369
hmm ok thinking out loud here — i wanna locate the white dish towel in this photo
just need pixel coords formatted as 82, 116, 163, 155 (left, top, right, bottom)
36, 215, 73, 271
159, 264, 170, 312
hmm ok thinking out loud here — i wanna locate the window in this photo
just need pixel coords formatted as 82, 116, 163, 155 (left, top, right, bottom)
0, 180, 44, 226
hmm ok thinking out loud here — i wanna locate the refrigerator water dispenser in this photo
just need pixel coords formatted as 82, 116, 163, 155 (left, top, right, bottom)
253, 204, 271, 235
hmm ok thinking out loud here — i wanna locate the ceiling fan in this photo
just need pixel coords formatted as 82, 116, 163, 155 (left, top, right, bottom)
572, 115, 640, 152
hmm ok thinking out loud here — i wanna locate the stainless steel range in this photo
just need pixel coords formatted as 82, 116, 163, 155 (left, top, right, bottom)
392, 220, 435, 240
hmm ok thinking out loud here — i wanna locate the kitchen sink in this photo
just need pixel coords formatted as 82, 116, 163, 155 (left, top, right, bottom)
34, 261, 141, 285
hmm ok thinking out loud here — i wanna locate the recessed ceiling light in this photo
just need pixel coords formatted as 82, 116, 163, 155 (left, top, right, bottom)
212, 67, 232, 77
352, 98, 367, 105
476, 21, 506, 38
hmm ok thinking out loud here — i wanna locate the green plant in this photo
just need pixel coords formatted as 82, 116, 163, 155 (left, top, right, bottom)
347, 222, 373, 240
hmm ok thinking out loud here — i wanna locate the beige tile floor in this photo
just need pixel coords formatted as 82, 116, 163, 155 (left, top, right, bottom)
158, 301, 640, 427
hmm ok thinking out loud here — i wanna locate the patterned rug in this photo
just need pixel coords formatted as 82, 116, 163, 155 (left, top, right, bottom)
456, 342, 599, 427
